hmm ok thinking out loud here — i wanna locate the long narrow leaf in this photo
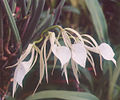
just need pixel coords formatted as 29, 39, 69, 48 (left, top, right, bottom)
23, 0, 45, 47
108, 56, 120, 100
53, 0, 65, 24
26, 0, 32, 14
32, 14, 53, 41
31, 0, 37, 19
26, 90, 99, 100
1, 0, 21, 43
78, 66, 93, 88
19, 0, 27, 17
6, 96, 16, 100
85, 0, 108, 42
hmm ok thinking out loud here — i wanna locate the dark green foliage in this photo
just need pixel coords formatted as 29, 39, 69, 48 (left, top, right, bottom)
26, 90, 99, 100
22, 0, 46, 47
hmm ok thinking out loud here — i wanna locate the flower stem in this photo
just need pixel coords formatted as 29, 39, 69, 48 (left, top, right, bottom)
33, 25, 63, 44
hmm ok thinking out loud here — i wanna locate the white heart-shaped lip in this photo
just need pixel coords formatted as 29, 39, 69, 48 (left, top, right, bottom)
99, 43, 116, 65
71, 42, 87, 68
51, 44, 71, 67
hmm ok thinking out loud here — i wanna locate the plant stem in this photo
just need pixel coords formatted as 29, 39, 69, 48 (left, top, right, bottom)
33, 25, 63, 44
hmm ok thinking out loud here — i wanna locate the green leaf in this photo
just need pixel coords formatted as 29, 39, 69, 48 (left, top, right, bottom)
53, 0, 65, 24
1, 0, 21, 44
32, 14, 54, 41
85, 0, 108, 42
25, 90, 99, 100
34, 10, 51, 34
19, 0, 27, 16
78, 67, 93, 88
26, 0, 32, 14
31, 0, 38, 19
9, 0, 16, 13
5, 96, 16, 100
23, 0, 45, 47
63, 6, 80, 14
108, 55, 120, 100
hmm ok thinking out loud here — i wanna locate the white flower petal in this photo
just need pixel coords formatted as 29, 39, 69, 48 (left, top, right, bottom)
7, 44, 33, 69
52, 44, 71, 67
63, 63, 69, 84
71, 59, 79, 84
20, 44, 33, 61
52, 56, 57, 75
62, 31, 71, 47
72, 42, 87, 68
12, 80, 17, 97
65, 28, 84, 43
99, 43, 116, 65
13, 62, 26, 97
49, 32, 56, 46
13, 48, 35, 97
14, 62, 26, 87
22, 48, 35, 72
33, 46, 45, 94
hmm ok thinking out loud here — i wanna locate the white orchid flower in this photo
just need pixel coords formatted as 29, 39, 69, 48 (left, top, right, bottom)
7, 43, 39, 97
49, 32, 87, 68
50, 32, 71, 67
49, 32, 88, 83
85, 42, 116, 66
49, 31, 88, 66
49, 27, 116, 84
9, 25, 116, 97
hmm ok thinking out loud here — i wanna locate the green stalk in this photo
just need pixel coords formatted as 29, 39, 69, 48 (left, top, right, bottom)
1, 0, 22, 50
33, 25, 63, 44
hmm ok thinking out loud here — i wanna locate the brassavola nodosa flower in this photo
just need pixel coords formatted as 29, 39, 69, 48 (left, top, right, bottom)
7, 43, 39, 97
7, 25, 116, 97
48, 27, 116, 82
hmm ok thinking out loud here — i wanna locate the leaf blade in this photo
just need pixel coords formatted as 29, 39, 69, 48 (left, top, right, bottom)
26, 90, 99, 100
1, 0, 21, 44
85, 0, 108, 42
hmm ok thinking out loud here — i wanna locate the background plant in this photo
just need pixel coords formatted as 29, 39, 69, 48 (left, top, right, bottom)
0, 0, 120, 100
0, 0, 65, 98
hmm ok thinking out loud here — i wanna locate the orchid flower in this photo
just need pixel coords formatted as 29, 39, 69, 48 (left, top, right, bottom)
48, 27, 116, 83
8, 25, 116, 97
7, 44, 39, 97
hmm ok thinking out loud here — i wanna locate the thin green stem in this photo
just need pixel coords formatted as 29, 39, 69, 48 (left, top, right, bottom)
33, 25, 63, 44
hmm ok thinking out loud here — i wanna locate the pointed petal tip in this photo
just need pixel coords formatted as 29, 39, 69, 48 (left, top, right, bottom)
112, 58, 117, 66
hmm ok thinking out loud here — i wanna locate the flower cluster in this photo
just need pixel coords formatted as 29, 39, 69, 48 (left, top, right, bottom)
8, 26, 116, 97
